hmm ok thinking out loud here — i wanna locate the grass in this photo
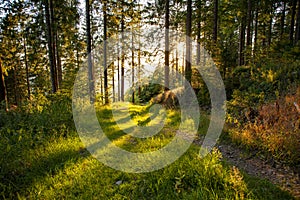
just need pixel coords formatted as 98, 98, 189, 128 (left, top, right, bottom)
226, 87, 300, 166
0, 97, 294, 199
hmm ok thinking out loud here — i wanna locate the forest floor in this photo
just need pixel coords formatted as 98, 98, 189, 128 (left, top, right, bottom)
0, 101, 297, 199
193, 132, 300, 199
217, 142, 300, 199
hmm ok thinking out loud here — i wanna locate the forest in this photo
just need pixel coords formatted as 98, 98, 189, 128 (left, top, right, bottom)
0, 0, 300, 199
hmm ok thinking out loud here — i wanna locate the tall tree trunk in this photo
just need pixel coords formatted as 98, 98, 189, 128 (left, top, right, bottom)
13, 66, 18, 105
56, 32, 62, 88
246, 0, 252, 64
0, 61, 7, 111
49, 0, 58, 90
213, 0, 218, 42
239, 16, 246, 66
182, 51, 185, 85
246, 0, 252, 46
254, 4, 258, 50
290, 0, 297, 44
45, 0, 57, 93
103, 0, 109, 104
138, 41, 141, 99
121, 3, 125, 101
185, 0, 192, 85
197, 0, 201, 65
268, 15, 272, 46
112, 63, 115, 102
117, 44, 120, 102
165, 0, 170, 91
131, 31, 135, 103
295, 0, 300, 43
23, 36, 30, 100
281, 1, 286, 40
86, 0, 94, 102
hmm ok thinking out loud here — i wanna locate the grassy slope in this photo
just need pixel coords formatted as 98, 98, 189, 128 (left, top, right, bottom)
0, 102, 293, 199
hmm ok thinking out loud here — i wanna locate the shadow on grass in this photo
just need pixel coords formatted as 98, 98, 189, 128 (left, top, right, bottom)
0, 140, 87, 199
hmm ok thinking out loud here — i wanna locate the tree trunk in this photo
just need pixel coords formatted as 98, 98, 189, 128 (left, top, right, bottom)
86, 0, 94, 102
138, 41, 141, 99
103, 0, 109, 104
290, 0, 297, 44
246, 0, 252, 46
112, 63, 115, 102
0, 61, 7, 111
56, 32, 62, 88
239, 16, 246, 66
185, 0, 192, 84
280, 2, 286, 40
165, 0, 170, 91
49, 0, 58, 90
121, 4, 125, 101
268, 15, 272, 46
117, 44, 120, 102
295, 0, 300, 43
254, 4, 258, 50
213, 0, 218, 42
45, 0, 57, 93
131, 31, 135, 103
23, 36, 30, 100
197, 0, 201, 65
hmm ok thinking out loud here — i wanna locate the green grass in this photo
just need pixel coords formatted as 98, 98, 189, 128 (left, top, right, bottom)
0, 99, 294, 199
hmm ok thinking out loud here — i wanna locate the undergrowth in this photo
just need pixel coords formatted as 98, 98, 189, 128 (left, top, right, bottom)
227, 87, 300, 166
0, 94, 293, 199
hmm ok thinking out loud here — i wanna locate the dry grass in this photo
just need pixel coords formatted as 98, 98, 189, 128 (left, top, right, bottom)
229, 87, 300, 165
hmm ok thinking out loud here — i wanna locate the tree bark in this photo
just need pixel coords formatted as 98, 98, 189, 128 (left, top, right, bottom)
185, 0, 192, 85
103, 0, 109, 104
239, 15, 246, 66
254, 3, 258, 50
121, 2, 125, 101
49, 0, 58, 90
45, 0, 57, 93
131, 31, 135, 103
56, 32, 62, 88
280, 2, 286, 40
117, 43, 120, 102
0, 61, 7, 111
86, 0, 94, 102
268, 15, 272, 46
295, 0, 300, 43
112, 63, 115, 102
23, 36, 30, 100
197, 0, 201, 65
290, 0, 297, 44
165, 0, 170, 91
246, 0, 252, 46
213, 0, 218, 42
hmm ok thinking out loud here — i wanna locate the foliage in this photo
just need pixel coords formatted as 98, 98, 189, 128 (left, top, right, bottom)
0, 102, 293, 199
227, 87, 300, 166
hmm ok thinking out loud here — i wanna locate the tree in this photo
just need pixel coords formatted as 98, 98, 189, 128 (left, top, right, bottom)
213, 0, 218, 42
44, 0, 58, 93
0, 61, 7, 110
121, 1, 125, 101
295, 0, 300, 43
290, 0, 297, 44
185, 0, 192, 85
165, 0, 170, 90
238, 0, 246, 66
103, 0, 109, 104
86, 0, 94, 102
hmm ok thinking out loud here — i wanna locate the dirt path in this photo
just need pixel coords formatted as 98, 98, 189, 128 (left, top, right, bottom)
217, 143, 300, 199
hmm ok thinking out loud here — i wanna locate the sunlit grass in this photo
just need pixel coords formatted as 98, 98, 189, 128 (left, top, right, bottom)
0, 101, 293, 199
